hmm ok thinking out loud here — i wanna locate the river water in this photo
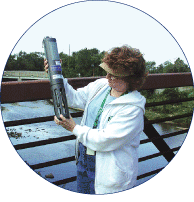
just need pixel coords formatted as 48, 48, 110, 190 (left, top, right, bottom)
1, 100, 188, 192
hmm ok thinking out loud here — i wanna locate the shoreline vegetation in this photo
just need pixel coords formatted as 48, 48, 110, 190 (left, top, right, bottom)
141, 86, 194, 128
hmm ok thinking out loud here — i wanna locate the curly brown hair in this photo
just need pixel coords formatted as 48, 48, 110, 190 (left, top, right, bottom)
102, 45, 147, 91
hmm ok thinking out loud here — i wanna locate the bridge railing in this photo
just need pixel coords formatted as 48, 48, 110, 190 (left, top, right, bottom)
3, 70, 49, 81
1, 73, 193, 187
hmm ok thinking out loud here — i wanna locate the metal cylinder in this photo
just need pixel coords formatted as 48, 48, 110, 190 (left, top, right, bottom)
43, 36, 70, 119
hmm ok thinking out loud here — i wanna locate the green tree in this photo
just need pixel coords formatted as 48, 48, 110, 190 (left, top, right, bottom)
157, 64, 164, 73
63, 48, 105, 78
174, 58, 190, 72
5, 51, 44, 71
145, 61, 157, 74
163, 61, 174, 73
162, 58, 189, 73
4, 54, 17, 70
60, 52, 77, 78
74, 48, 93, 77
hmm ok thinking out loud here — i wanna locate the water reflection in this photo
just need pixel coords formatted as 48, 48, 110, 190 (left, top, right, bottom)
1, 100, 188, 192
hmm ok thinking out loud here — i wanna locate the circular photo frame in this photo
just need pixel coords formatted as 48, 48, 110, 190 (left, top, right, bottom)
1, 0, 193, 200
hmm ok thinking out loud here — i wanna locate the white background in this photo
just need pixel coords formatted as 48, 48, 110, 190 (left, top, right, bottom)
0, 0, 193, 201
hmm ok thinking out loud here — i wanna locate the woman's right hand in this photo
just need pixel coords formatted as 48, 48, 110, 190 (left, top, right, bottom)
44, 58, 62, 73
44, 58, 49, 73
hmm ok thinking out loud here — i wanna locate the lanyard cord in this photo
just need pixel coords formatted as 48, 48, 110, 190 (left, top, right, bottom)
93, 88, 129, 129
93, 88, 111, 129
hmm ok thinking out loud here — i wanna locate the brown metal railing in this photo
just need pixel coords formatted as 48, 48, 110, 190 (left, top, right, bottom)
1, 73, 193, 185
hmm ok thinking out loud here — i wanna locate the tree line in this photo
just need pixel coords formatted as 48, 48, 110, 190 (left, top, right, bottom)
4, 48, 193, 128
5, 48, 190, 78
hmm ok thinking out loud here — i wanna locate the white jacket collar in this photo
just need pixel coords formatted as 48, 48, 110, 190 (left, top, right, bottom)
110, 91, 146, 113
99, 79, 146, 113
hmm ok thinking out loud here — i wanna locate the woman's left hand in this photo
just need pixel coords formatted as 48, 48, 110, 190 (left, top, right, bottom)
54, 115, 76, 132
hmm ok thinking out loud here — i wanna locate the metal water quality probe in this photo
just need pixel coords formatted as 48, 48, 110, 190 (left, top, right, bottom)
42, 36, 70, 119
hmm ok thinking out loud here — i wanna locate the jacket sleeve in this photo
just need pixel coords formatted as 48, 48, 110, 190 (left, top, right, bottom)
73, 105, 144, 152
63, 78, 107, 110
63, 78, 87, 110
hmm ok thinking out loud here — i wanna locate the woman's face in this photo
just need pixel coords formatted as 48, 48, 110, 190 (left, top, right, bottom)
106, 73, 129, 93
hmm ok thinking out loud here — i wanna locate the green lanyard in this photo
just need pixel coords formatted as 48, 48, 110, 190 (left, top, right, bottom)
93, 88, 111, 129
93, 88, 129, 129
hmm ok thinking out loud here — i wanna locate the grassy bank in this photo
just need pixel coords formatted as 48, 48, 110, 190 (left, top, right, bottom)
141, 87, 194, 128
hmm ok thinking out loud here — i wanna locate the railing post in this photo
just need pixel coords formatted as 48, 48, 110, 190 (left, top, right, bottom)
143, 116, 175, 162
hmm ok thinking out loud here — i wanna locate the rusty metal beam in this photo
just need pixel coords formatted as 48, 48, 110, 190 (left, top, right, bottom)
143, 72, 193, 90
1, 80, 51, 103
144, 116, 175, 162
1, 73, 193, 103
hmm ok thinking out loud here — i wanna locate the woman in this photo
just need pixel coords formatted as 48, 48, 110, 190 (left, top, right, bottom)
44, 45, 147, 194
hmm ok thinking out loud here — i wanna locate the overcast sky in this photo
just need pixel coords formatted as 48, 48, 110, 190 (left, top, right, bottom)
10, 1, 188, 66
